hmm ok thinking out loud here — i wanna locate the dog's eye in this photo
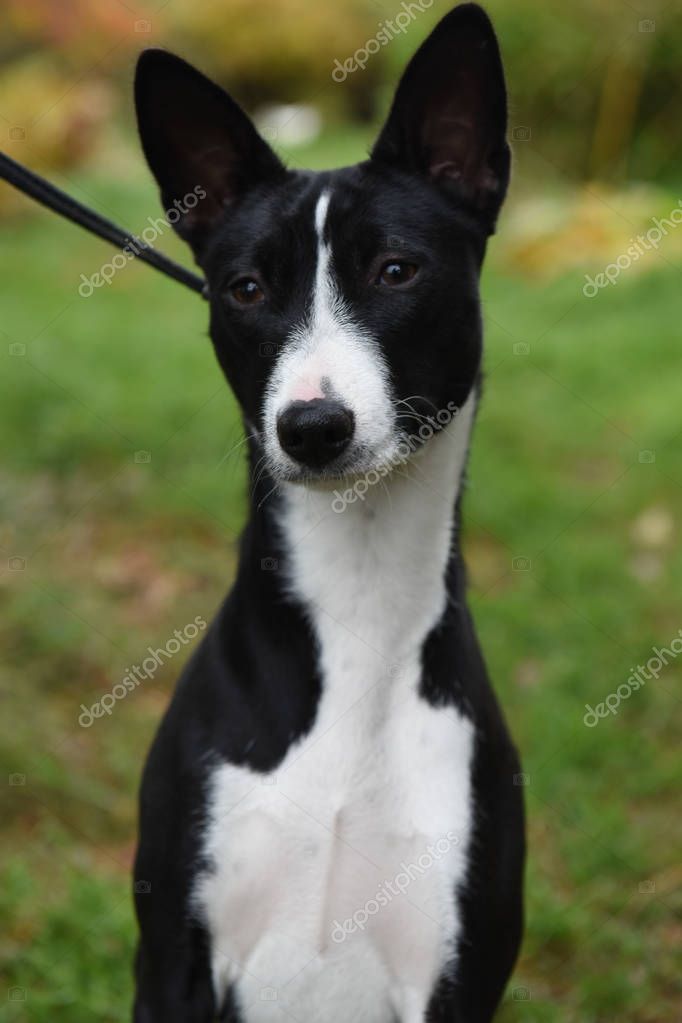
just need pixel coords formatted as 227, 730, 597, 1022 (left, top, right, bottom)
229, 277, 265, 306
376, 261, 418, 287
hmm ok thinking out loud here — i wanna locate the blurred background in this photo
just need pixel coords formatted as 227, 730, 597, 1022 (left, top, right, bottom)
1, 1, 681, 1020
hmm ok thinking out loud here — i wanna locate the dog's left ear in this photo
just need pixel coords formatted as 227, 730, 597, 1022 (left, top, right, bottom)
135, 49, 286, 257
371, 3, 509, 231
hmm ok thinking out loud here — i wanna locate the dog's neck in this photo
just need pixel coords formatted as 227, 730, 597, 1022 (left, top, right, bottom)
269, 389, 477, 674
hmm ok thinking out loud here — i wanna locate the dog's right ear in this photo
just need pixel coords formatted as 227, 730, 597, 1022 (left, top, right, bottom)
135, 50, 286, 257
371, 4, 510, 233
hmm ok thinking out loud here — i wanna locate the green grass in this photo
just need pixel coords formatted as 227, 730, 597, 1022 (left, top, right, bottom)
1, 137, 681, 1022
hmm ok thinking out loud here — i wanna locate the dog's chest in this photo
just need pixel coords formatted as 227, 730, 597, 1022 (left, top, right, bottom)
196, 669, 474, 1022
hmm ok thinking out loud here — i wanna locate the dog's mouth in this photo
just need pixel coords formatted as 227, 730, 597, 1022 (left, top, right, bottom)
265, 432, 428, 489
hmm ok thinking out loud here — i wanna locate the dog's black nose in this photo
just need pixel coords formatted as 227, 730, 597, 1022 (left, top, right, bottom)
277, 400, 354, 469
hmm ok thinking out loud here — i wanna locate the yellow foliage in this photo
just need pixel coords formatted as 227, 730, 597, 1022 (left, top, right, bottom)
498, 186, 682, 279
168, 0, 379, 103
0, 58, 113, 216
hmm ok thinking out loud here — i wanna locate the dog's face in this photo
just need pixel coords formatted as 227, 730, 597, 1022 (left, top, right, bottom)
135, 3, 509, 483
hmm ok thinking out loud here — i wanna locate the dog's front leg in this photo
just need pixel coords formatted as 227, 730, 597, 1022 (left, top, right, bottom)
132, 925, 217, 1022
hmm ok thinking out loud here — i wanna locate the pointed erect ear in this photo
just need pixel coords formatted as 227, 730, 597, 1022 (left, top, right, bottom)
134, 49, 286, 256
371, 3, 510, 231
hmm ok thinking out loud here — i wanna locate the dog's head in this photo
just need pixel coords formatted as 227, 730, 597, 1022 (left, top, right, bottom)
135, 3, 509, 483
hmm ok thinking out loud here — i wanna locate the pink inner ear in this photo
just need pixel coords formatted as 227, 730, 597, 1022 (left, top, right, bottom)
426, 110, 474, 175
478, 166, 499, 192
430, 161, 463, 181
427, 113, 496, 197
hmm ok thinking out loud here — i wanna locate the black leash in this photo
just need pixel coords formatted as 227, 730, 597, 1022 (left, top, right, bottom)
0, 151, 207, 299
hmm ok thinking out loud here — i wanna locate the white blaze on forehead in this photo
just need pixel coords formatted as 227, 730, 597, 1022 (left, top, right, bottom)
263, 189, 394, 472
314, 189, 330, 235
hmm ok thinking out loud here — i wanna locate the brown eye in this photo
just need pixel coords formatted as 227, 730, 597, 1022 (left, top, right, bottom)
377, 261, 418, 287
229, 277, 265, 306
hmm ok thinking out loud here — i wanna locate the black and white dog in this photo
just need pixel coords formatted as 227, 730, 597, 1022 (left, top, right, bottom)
132, 4, 524, 1020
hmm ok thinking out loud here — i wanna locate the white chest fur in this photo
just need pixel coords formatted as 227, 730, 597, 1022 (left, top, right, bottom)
194, 397, 477, 1023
